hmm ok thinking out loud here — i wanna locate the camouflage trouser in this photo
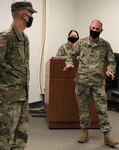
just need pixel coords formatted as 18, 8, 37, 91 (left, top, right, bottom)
75, 82, 111, 133
0, 100, 29, 150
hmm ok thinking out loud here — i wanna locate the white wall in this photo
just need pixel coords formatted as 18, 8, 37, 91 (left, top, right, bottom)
25, 0, 42, 103
77, 0, 119, 53
46, 0, 119, 60
0, 1, 12, 29
46, 0, 79, 58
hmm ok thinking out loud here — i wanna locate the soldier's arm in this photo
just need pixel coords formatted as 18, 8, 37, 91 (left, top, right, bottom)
56, 45, 66, 56
63, 41, 80, 71
105, 42, 116, 80
0, 34, 7, 62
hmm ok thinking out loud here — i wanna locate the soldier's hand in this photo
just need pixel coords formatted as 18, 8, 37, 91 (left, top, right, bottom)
106, 71, 115, 80
63, 64, 74, 71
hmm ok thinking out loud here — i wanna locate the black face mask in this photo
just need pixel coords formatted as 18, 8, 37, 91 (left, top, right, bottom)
68, 37, 79, 43
90, 29, 101, 39
24, 16, 33, 28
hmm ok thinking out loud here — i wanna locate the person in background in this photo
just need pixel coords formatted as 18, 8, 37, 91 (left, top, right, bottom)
56, 30, 79, 56
63, 20, 118, 147
0, 1, 37, 149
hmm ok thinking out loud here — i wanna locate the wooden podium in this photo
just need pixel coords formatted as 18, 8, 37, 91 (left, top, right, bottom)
44, 57, 99, 129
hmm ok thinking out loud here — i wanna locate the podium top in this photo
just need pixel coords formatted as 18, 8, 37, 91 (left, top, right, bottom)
51, 56, 67, 59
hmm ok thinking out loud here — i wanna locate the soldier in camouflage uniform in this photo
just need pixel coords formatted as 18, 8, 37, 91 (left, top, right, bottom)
56, 30, 79, 56
64, 20, 118, 146
0, 1, 37, 150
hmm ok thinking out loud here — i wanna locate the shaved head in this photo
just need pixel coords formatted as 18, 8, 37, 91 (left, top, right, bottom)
89, 20, 103, 32
91, 20, 103, 28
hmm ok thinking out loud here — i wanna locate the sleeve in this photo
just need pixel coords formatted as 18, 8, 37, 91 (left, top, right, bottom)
0, 34, 7, 63
56, 45, 66, 56
65, 41, 81, 65
105, 41, 116, 74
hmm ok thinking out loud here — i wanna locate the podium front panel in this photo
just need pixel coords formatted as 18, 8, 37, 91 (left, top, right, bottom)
45, 58, 99, 129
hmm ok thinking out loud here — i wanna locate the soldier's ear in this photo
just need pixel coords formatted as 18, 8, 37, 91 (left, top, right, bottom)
22, 14, 27, 20
100, 29, 103, 33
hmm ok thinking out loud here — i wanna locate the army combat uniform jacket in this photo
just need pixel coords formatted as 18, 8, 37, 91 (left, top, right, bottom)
0, 24, 29, 102
66, 37, 116, 84
56, 42, 73, 56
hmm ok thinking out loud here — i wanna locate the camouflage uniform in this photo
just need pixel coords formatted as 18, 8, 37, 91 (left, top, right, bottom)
0, 24, 30, 150
56, 42, 73, 56
66, 37, 116, 132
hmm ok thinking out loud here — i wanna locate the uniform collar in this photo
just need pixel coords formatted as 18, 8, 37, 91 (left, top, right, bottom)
85, 36, 102, 47
11, 24, 25, 42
